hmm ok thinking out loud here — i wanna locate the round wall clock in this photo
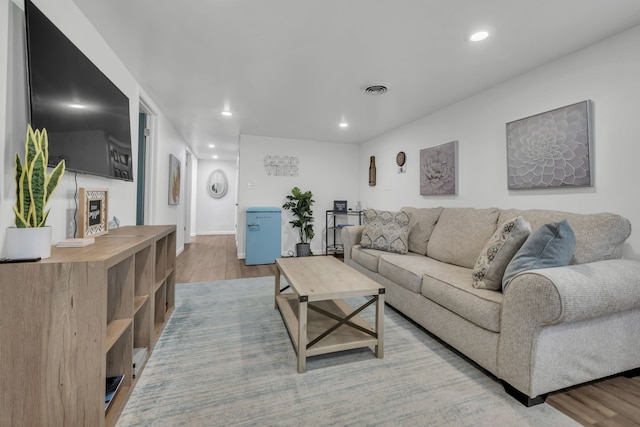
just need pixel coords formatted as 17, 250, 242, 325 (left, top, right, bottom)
396, 151, 406, 167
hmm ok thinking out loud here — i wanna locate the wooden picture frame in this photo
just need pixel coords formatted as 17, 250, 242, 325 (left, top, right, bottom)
78, 188, 109, 238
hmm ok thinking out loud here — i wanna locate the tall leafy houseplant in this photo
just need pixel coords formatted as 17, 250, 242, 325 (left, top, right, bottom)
13, 125, 66, 227
282, 187, 315, 256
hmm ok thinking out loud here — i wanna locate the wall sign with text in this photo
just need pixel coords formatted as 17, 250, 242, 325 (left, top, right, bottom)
79, 188, 109, 238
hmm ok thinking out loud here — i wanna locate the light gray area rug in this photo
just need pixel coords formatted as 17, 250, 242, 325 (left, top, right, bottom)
117, 276, 579, 427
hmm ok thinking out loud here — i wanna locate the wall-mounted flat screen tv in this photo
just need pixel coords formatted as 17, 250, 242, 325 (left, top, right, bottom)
25, 0, 134, 181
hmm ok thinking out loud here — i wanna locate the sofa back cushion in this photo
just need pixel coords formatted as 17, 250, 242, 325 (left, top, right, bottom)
427, 207, 500, 268
401, 207, 444, 255
498, 209, 631, 264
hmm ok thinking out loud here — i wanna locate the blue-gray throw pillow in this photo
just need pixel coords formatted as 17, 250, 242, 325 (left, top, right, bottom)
502, 219, 576, 291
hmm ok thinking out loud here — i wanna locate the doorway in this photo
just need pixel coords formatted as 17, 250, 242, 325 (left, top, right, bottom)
184, 150, 193, 244
137, 98, 156, 225
136, 112, 147, 225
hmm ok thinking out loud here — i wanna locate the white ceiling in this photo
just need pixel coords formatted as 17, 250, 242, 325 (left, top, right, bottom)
72, 0, 640, 162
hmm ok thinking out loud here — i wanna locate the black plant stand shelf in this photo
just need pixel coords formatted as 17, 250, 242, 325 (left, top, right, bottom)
325, 210, 363, 257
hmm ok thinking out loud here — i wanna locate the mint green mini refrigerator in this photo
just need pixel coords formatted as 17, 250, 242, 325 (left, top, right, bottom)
245, 207, 281, 265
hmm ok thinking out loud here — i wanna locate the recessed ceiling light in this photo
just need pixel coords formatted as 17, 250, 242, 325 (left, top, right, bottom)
339, 122, 349, 128
69, 103, 86, 109
221, 110, 232, 117
469, 31, 489, 42
212, 155, 218, 159
208, 144, 215, 148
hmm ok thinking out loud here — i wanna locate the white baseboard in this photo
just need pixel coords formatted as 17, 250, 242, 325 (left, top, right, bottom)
238, 250, 326, 260
197, 231, 236, 236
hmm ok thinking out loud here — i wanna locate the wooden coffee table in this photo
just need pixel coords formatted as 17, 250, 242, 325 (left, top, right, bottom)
275, 256, 385, 373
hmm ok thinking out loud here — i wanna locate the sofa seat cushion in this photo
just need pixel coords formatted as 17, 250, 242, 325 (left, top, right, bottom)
498, 209, 631, 264
427, 207, 501, 268
378, 253, 439, 293
351, 245, 389, 273
420, 263, 504, 333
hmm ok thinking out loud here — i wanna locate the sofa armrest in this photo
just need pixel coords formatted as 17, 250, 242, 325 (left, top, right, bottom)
506, 259, 640, 324
341, 225, 364, 265
498, 259, 640, 396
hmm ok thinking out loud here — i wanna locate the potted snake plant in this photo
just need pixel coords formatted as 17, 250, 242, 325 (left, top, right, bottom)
5, 125, 65, 259
282, 186, 315, 257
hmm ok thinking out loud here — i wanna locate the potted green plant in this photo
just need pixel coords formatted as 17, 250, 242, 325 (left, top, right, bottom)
5, 125, 65, 259
282, 186, 315, 257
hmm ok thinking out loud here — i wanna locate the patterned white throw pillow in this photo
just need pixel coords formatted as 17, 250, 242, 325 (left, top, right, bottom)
472, 216, 531, 290
360, 209, 411, 254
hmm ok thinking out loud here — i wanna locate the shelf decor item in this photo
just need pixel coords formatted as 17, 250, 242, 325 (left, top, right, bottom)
282, 187, 315, 257
506, 100, 592, 189
333, 200, 347, 213
78, 188, 109, 238
6, 125, 66, 259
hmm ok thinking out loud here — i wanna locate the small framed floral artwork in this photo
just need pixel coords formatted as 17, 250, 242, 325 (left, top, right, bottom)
78, 188, 108, 237
506, 100, 592, 189
169, 154, 181, 205
420, 141, 457, 196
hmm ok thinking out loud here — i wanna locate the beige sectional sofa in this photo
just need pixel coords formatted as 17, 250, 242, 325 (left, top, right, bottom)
341, 207, 640, 405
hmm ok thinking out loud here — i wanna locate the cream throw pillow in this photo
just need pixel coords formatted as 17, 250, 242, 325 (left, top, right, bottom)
472, 216, 531, 290
360, 209, 411, 254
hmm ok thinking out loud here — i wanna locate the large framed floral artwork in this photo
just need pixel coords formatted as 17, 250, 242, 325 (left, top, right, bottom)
506, 100, 592, 189
420, 141, 457, 196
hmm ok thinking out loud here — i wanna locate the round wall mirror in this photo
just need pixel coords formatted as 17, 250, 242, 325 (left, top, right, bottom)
207, 169, 228, 198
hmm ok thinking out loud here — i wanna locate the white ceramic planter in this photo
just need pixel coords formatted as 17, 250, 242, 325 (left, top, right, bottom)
5, 226, 52, 259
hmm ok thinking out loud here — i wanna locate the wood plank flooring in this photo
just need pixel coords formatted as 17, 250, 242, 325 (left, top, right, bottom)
175, 234, 640, 426
176, 234, 276, 283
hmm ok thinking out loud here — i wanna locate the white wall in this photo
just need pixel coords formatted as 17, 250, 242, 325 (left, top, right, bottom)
196, 159, 237, 235
358, 25, 640, 260
189, 154, 198, 237
1, 1, 12, 241
0, 0, 190, 256
237, 134, 360, 258
139, 95, 190, 249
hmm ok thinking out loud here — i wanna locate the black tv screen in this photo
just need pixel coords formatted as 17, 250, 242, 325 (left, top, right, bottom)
25, 0, 134, 181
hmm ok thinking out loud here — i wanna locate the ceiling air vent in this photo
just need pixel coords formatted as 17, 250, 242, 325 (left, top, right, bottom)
361, 84, 389, 95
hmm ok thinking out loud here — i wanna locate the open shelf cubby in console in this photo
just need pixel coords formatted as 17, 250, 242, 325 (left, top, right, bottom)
0, 225, 177, 427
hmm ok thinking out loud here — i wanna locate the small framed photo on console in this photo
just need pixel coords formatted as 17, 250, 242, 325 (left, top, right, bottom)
333, 200, 348, 213
79, 188, 109, 238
